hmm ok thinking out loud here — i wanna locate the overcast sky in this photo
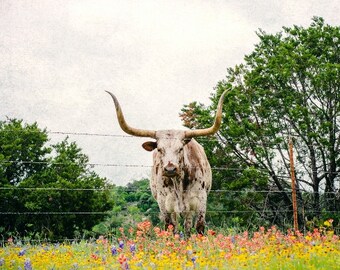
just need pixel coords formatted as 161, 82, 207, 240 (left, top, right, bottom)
1, 0, 339, 185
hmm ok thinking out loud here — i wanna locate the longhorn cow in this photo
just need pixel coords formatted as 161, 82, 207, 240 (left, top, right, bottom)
106, 91, 227, 234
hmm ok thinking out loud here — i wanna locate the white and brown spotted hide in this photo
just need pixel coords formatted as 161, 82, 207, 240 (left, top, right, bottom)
106, 90, 227, 235
143, 130, 211, 234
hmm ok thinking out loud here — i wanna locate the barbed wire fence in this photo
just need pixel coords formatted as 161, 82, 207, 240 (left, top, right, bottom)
1, 128, 332, 146
1, 129, 339, 242
1, 188, 338, 215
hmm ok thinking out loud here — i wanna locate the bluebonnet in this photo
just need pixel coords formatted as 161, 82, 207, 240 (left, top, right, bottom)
122, 262, 130, 270
111, 245, 117, 255
191, 256, 197, 263
18, 249, 26, 256
130, 244, 136, 253
119, 240, 124, 249
24, 258, 32, 270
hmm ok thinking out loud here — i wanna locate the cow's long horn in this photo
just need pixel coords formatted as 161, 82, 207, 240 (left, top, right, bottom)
106, 91, 156, 138
185, 90, 228, 138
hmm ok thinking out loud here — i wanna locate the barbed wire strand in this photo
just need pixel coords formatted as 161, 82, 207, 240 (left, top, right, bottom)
1, 210, 339, 215
2, 130, 299, 138
0, 129, 326, 147
0, 187, 339, 194
1, 160, 338, 176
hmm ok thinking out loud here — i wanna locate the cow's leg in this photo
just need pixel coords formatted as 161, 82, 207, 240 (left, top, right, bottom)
171, 212, 180, 233
157, 190, 176, 231
195, 194, 208, 234
164, 212, 174, 230
195, 210, 206, 234
184, 210, 194, 236
157, 197, 173, 231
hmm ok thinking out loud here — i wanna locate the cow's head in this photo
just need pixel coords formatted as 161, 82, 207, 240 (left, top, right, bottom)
106, 90, 227, 177
142, 130, 191, 177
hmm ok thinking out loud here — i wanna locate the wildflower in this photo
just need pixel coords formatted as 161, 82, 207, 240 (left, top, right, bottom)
130, 243, 136, 253
137, 220, 152, 232
122, 262, 130, 270
96, 235, 108, 245
324, 219, 333, 227
135, 261, 143, 267
180, 240, 186, 245
180, 231, 184, 238
119, 240, 124, 249
136, 230, 144, 237
191, 256, 197, 263
168, 241, 177, 248
197, 233, 205, 241
18, 249, 26, 256
91, 254, 99, 260
208, 229, 216, 236
153, 227, 161, 235
118, 254, 129, 270
24, 258, 32, 270
111, 245, 118, 255
0, 258, 4, 266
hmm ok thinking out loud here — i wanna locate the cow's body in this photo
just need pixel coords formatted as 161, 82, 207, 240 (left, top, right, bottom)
106, 90, 227, 234
149, 131, 211, 234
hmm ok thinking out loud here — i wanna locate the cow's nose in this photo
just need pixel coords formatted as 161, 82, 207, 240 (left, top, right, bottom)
164, 163, 178, 176
165, 166, 177, 174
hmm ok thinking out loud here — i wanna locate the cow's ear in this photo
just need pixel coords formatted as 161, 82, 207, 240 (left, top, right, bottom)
142, 141, 157, 151
183, 138, 192, 145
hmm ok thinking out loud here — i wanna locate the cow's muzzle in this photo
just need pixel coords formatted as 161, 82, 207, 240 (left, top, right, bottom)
163, 163, 179, 177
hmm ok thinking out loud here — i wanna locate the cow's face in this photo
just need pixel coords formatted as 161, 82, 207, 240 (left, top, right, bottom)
142, 130, 191, 177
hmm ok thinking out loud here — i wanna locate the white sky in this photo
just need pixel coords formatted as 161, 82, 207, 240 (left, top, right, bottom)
1, 0, 339, 185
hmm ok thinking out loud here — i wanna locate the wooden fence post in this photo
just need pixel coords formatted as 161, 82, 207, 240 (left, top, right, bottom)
289, 137, 299, 231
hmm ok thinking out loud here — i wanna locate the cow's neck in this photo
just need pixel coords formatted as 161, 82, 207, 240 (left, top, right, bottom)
171, 175, 182, 192
167, 174, 186, 213
167, 171, 187, 193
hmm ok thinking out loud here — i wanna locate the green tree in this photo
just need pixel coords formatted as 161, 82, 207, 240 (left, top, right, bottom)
0, 119, 50, 185
93, 179, 159, 236
181, 17, 340, 230
125, 179, 159, 224
0, 119, 113, 239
